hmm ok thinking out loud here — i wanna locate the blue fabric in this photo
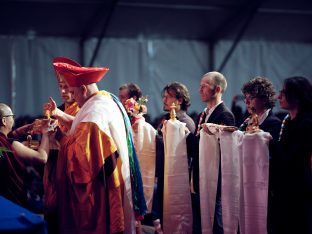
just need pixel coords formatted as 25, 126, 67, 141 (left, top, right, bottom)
110, 93, 147, 217
0, 196, 47, 233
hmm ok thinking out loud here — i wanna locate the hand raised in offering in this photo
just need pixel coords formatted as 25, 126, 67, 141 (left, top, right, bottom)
43, 97, 58, 118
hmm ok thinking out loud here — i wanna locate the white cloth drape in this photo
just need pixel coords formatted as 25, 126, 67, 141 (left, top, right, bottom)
132, 118, 157, 212
199, 129, 220, 234
220, 131, 242, 234
239, 132, 271, 234
199, 124, 271, 234
162, 119, 192, 234
69, 93, 136, 233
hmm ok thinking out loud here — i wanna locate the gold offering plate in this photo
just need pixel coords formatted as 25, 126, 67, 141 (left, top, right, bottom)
207, 123, 238, 132
222, 126, 238, 132
32, 118, 58, 134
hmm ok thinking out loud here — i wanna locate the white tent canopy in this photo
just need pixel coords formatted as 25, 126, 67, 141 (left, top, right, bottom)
1, 36, 311, 121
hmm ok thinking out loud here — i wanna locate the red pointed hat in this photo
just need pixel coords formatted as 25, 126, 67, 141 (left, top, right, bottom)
52, 57, 109, 87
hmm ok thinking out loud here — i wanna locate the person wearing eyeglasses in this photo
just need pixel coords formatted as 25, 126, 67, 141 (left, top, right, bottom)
239, 76, 281, 138
274, 76, 312, 234
0, 103, 50, 210
239, 76, 281, 233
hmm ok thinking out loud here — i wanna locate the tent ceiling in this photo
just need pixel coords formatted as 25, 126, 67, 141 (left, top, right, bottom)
1, 0, 312, 42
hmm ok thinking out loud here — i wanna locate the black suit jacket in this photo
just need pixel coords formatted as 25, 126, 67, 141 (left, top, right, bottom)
187, 102, 235, 194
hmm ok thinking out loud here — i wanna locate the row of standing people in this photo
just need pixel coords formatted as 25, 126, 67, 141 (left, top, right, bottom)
117, 73, 312, 234
0, 56, 311, 233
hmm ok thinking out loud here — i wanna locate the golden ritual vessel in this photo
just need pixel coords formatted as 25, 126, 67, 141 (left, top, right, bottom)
170, 102, 177, 121
246, 112, 261, 133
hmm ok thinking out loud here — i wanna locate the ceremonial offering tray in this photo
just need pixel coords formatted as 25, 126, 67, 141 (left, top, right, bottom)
222, 125, 238, 132
31, 118, 58, 134
206, 123, 238, 132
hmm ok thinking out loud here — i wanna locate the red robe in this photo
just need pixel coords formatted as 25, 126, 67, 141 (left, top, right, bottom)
56, 122, 124, 234
55, 92, 129, 234
0, 132, 28, 208
43, 102, 80, 216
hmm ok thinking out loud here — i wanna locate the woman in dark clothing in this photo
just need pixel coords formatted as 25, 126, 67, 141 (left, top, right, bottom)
274, 76, 312, 234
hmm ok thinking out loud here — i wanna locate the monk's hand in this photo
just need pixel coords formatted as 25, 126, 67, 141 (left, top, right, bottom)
39, 118, 51, 135
43, 97, 58, 117
40, 118, 58, 135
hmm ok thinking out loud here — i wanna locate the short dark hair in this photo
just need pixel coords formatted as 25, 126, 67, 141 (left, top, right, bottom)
203, 71, 227, 92
283, 76, 312, 112
162, 82, 191, 111
127, 83, 142, 99
241, 76, 276, 109
119, 83, 142, 100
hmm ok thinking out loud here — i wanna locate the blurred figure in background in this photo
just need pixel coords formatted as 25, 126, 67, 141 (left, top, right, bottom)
119, 83, 142, 106
231, 94, 247, 127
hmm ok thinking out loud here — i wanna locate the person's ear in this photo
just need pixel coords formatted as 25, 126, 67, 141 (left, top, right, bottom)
1, 117, 6, 126
177, 97, 183, 105
215, 85, 222, 93
81, 85, 87, 95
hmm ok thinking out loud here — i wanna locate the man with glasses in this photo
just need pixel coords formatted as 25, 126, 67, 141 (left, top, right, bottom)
239, 76, 281, 233
239, 76, 281, 139
0, 103, 50, 210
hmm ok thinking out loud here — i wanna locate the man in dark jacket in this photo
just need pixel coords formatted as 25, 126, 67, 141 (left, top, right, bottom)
239, 76, 281, 233
152, 82, 195, 230
187, 71, 235, 234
